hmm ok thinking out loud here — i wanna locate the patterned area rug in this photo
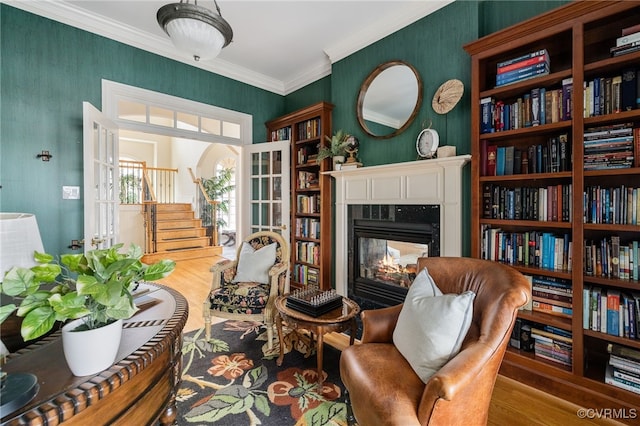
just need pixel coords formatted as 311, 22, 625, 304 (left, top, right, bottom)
176, 320, 348, 425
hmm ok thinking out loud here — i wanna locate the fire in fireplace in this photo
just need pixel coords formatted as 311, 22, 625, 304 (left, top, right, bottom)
348, 204, 440, 307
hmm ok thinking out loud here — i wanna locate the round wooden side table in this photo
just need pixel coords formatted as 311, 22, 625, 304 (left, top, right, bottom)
274, 294, 360, 390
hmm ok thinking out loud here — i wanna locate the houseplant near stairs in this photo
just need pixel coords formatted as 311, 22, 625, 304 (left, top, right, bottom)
0, 243, 175, 376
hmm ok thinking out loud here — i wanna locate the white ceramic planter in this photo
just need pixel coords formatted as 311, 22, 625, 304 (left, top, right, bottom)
62, 318, 123, 376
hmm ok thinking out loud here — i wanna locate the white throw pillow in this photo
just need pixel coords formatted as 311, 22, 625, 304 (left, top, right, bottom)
232, 242, 277, 284
393, 266, 475, 383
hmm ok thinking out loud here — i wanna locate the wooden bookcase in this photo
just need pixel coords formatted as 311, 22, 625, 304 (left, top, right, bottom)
465, 1, 640, 416
266, 102, 334, 291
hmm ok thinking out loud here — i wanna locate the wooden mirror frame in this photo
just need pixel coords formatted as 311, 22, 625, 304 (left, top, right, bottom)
356, 60, 423, 140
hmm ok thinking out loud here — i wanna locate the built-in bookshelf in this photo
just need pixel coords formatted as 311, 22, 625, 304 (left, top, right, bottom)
265, 102, 334, 290
465, 1, 640, 418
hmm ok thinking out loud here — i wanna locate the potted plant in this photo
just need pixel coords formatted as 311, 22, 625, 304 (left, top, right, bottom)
201, 167, 235, 243
316, 129, 351, 167
0, 243, 175, 376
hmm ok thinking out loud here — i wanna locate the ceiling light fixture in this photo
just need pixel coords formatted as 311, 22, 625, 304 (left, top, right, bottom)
157, 0, 233, 61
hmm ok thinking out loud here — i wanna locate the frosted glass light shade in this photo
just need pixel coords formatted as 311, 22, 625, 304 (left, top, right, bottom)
166, 18, 225, 60
157, 1, 233, 62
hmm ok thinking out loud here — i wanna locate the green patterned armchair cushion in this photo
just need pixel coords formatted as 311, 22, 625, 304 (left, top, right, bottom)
209, 282, 270, 315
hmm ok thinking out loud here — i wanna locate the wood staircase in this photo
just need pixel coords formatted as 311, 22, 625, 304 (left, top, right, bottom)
141, 203, 222, 263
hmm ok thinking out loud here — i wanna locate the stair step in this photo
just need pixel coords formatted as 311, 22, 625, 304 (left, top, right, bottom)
156, 237, 211, 251
157, 228, 206, 240
156, 211, 195, 221
142, 246, 222, 263
156, 219, 202, 230
154, 203, 192, 212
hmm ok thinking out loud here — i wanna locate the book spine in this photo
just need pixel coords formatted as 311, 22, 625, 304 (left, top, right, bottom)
497, 49, 548, 68
481, 97, 494, 134
496, 67, 549, 87
496, 62, 549, 82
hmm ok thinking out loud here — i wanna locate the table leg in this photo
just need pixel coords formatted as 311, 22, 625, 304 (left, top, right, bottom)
349, 318, 356, 345
316, 330, 324, 391
276, 313, 285, 366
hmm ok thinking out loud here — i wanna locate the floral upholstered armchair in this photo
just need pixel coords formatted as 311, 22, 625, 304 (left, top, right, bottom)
204, 231, 289, 349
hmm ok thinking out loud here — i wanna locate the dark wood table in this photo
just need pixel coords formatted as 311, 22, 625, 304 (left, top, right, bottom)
275, 294, 360, 389
1, 283, 188, 426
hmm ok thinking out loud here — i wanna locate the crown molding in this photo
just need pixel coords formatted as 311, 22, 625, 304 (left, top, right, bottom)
324, 0, 454, 64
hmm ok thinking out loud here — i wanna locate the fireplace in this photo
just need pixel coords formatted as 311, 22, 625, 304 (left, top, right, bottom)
348, 204, 440, 306
328, 156, 471, 304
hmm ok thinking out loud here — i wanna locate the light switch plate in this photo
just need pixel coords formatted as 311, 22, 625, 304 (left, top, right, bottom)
62, 186, 80, 200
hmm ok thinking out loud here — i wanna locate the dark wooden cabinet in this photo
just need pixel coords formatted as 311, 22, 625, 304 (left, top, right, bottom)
465, 1, 640, 417
266, 102, 334, 290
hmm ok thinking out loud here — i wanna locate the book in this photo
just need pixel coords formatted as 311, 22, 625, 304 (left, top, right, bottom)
562, 78, 573, 120
481, 97, 494, 134
608, 343, 640, 363
497, 49, 549, 69
622, 23, 640, 36
496, 146, 506, 176
618, 31, 640, 46
622, 69, 638, 112
606, 365, 640, 395
504, 146, 515, 175
486, 144, 497, 176
496, 63, 549, 86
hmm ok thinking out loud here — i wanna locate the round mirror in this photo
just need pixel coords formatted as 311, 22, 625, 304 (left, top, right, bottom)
357, 60, 423, 139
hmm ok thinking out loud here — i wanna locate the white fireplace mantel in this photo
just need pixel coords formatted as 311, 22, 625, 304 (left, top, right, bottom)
327, 155, 471, 296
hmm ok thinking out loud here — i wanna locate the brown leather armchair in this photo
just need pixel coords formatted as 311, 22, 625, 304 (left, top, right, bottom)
340, 257, 530, 426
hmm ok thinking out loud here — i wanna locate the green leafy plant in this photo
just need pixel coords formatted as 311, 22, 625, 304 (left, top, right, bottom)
201, 168, 235, 230
316, 129, 351, 163
0, 243, 175, 341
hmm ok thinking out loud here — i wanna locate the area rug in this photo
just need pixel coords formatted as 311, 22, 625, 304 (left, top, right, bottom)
176, 320, 348, 425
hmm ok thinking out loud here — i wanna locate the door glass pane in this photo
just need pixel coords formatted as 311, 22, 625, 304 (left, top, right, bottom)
261, 203, 269, 226
273, 150, 282, 174
252, 177, 260, 200
261, 177, 270, 200
251, 153, 260, 175
252, 203, 259, 226
273, 176, 282, 201
272, 203, 282, 227
261, 152, 270, 174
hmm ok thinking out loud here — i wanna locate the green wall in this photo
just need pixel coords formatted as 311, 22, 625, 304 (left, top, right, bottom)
1, 1, 566, 257
0, 5, 283, 255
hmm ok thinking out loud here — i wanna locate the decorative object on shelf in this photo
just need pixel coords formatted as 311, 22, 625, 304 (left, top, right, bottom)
416, 120, 439, 159
0, 243, 175, 376
157, 0, 233, 61
357, 60, 423, 139
286, 287, 343, 317
36, 150, 52, 162
437, 146, 456, 158
343, 135, 362, 169
432, 79, 464, 115
317, 129, 350, 168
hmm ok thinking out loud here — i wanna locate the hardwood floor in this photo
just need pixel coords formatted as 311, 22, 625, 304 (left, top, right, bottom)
156, 258, 624, 425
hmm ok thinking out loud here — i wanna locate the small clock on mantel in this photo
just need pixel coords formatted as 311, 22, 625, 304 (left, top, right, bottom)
416, 125, 439, 159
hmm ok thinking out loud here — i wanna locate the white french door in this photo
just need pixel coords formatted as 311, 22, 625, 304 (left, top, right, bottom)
83, 102, 119, 251
241, 141, 290, 245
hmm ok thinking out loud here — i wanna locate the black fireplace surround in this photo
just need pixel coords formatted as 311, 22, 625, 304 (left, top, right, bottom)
347, 204, 440, 308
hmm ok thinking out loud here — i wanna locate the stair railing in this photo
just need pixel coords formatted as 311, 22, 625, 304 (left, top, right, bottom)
189, 168, 219, 246
141, 167, 158, 254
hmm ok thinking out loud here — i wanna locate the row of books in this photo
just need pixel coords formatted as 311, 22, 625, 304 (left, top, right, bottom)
296, 118, 321, 140
605, 343, 640, 395
481, 82, 571, 134
584, 288, 640, 338
495, 49, 550, 87
297, 171, 318, 189
480, 226, 572, 272
295, 217, 320, 240
292, 264, 319, 286
583, 185, 640, 225
482, 184, 572, 222
296, 194, 320, 214
484, 135, 571, 177
271, 126, 291, 142
510, 318, 573, 368
584, 236, 639, 281
584, 123, 636, 170
295, 241, 320, 266
296, 146, 318, 165
583, 70, 639, 117
530, 275, 573, 319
